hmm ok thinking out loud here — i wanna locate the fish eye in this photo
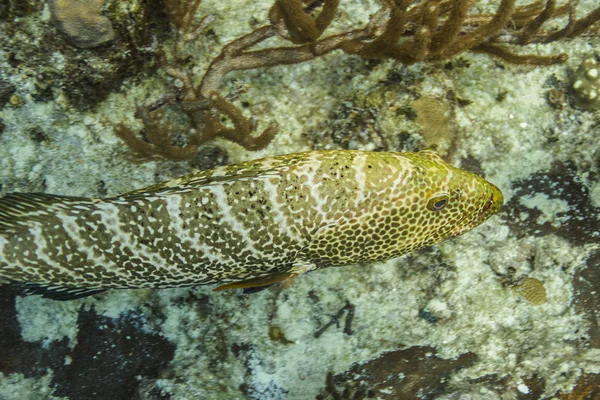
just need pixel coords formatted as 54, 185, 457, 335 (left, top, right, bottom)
427, 193, 449, 211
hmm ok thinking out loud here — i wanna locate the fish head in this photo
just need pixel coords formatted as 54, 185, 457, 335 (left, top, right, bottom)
398, 150, 504, 247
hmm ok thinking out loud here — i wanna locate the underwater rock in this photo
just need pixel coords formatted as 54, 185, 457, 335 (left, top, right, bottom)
0, 0, 168, 110
0, 78, 15, 107
317, 346, 476, 399
553, 373, 600, 399
571, 57, 600, 110
50, 308, 176, 399
0, 0, 42, 20
49, 0, 115, 49
464, 373, 546, 399
518, 375, 546, 400
0, 291, 175, 399
1, 0, 600, 397
574, 252, 600, 348
0, 288, 69, 377
189, 145, 229, 171
504, 162, 600, 246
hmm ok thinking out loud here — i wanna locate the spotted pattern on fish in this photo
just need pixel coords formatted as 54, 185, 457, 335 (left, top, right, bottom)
0, 150, 503, 298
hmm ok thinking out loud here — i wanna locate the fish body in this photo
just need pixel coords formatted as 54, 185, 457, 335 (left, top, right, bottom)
0, 150, 503, 299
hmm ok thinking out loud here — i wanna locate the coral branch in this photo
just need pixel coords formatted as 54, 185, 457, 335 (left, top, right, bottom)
519, 0, 555, 44
115, 0, 600, 162
430, 0, 469, 55
114, 107, 198, 161
441, 0, 515, 58
472, 43, 567, 65
268, 0, 340, 44
338, 0, 599, 65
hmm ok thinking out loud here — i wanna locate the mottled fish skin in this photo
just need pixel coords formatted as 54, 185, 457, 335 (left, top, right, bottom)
0, 150, 503, 293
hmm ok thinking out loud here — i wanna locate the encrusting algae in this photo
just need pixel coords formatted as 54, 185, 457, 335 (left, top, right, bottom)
0, 150, 503, 300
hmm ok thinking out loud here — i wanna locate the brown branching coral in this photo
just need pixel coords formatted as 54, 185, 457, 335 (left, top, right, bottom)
114, 106, 199, 162
118, 0, 371, 161
341, 0, 600, 65
163, 0, 214, 51
117, 0, 600, 162
268, 0, 340, 44
116, 0, 278, 162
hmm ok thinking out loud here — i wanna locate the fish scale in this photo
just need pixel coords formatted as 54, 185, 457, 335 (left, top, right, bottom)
0, 149, 503, 300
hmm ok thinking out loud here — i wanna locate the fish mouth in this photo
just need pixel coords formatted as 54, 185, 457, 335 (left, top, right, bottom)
453, 183, 504, 237
473, 183, 504, 224
482, 183, 504, 218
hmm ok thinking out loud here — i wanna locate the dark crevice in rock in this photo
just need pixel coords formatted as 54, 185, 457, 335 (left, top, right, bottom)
317, 346, 477, 399
574, 251, 600, 348
0, 289, 176, 399
0, 287, 70, 377
503, 162, 600, 245
51, 308, 176, 399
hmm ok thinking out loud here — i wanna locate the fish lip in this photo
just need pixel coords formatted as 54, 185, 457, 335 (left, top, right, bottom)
477, 185, 503, 221
487, 184, 504, 213
452, 184, 504, 237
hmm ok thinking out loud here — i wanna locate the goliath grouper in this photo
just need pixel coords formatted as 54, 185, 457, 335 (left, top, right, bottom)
0, 150, 503, 300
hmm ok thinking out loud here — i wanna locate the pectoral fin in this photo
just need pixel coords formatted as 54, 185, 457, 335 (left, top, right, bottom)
213, 272, 295, 292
